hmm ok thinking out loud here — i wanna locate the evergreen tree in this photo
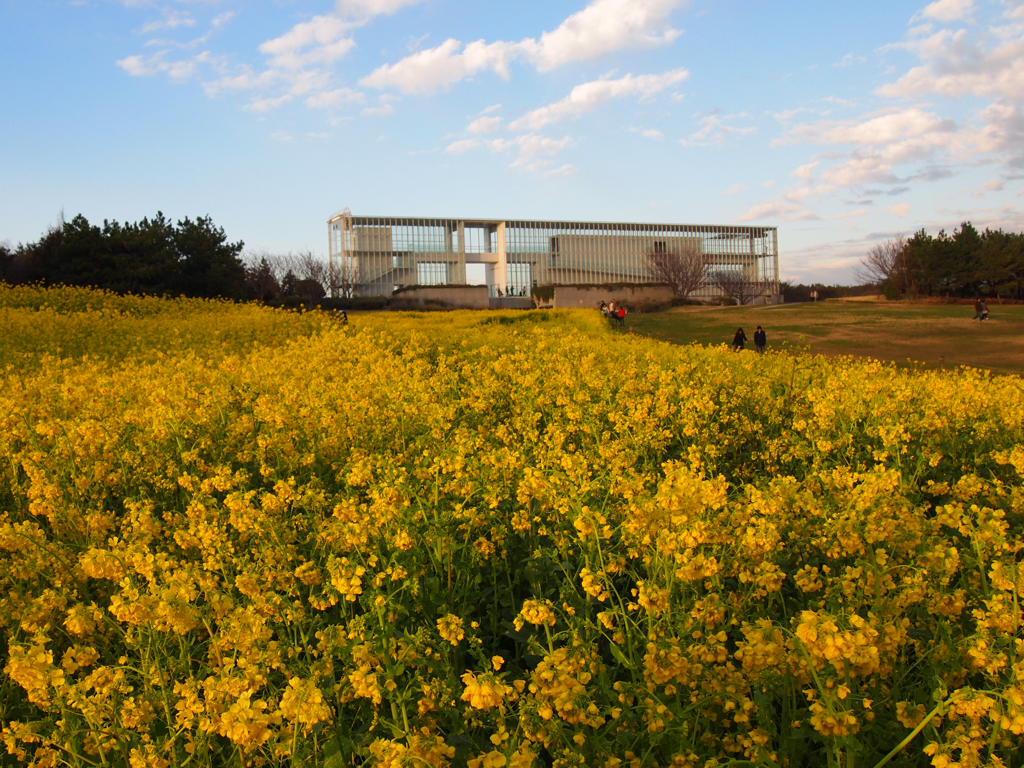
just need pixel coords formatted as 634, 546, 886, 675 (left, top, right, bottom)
13, 212, 245, 299
172, 215, 246, 299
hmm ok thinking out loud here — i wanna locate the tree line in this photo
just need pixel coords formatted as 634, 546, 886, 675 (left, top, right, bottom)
1, 213, 247, 299
858, 222, 1024, 300
0, 214, 344, 303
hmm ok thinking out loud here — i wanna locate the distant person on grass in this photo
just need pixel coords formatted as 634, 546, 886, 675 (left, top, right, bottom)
974, 299, 984, 320
754, 325, 766, 354
733, 327, 747, 351
617, 305, 626, 327
982, 300, 989, 321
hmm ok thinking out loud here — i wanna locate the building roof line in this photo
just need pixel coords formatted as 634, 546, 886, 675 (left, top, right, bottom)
327, 212, 776, 231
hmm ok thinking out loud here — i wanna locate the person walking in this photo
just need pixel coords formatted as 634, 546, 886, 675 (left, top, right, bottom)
753, 325, 766, 354
617, 305, 626, 327
973, 299, 984, 320
732, 327, 747, 351
981, 299, 989, 321
608, 300, 617, 323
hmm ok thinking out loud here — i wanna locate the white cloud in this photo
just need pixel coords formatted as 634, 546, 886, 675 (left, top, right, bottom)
877, 29, 1024, 102
362, 103, 395, 116
212, 12, 235, 30
681, 112, 756, 146
915, 0, 974, 23
743, 6, 1024, 231
271, 130, 293, 142
518, 0, 684, 72
631, 127, 664, 140
446, 138, 482, 154
481, 104, 502, 114
306, 87, 365, 108
183, 0, 426, 113
724, 184, 748, 195
508, 69, 687, 130
117, 54, 156, 77
781, 107, 957, 147
791, 161, 819, 180
735, 200, 803, 223
467, 115, 503, 133
258, 14, 356, 70
116, 51, 212, 82
203, 69, 278, 96
773, 107, 814, 121
773, 107, 971, 189
140, 11, 195, 34
765, 5, 1024, 205
443, 132, 573, 172
486, 133, 574, 172
362, 0, 686, 93
335, 0, 427, 20
833, 53, 866, 68
288, 69, 332, 96
543, 164, 575, 177
360, 38, 518, 94
249, 94, 294, 112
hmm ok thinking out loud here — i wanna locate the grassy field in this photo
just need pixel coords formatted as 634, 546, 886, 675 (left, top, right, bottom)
627, 298, 1024, 373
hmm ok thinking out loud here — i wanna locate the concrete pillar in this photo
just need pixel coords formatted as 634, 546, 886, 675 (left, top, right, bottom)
495, 222, 507, 291
457, 221, 466, 286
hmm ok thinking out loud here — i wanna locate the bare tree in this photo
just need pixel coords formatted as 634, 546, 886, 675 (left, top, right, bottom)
244, 249, 342, 301
330, 257, 362, 299
712, 269, 771, 305
243, 249, 282, 301
645, 243, 708, 298
292, 250, 331, 296
855, 234, 912, 293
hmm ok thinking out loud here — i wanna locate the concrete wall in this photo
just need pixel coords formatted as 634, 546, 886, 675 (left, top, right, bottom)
489, 296, 533, 310
553, 284, 675, 309
396, 285, 490, 309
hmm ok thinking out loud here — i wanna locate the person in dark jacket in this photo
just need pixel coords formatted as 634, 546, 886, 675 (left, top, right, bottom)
973, 299, 984, 320
753, 325, 766, 354
732, 327, 747, 351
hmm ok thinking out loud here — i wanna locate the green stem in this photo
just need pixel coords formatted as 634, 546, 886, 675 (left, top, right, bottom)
871, 691, 969, 768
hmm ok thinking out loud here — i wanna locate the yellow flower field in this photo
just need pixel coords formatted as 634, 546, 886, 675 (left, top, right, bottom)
1, 285, 1023, 768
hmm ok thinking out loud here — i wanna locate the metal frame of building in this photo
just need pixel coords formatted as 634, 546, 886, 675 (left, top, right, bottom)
327, 209, 779, 300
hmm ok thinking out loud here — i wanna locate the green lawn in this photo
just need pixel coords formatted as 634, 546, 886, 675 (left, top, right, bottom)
625, 298, 1024, 374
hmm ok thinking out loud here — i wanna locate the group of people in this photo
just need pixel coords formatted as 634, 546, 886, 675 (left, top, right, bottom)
600, 300, 627, 327
496, 286, 529, 297
732, 326, 767, 354
973, 299, 990, 321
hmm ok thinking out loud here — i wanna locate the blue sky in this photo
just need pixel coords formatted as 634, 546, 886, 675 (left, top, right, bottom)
3, 0, 1023, 283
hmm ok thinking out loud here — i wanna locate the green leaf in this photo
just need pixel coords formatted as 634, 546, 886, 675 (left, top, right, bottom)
608, 641, 631, 669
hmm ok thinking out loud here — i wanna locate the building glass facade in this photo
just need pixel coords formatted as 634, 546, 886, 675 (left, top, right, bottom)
328, 211, 779, 300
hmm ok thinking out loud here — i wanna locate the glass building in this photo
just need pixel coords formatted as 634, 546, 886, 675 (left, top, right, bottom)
328, 209, 779, 300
